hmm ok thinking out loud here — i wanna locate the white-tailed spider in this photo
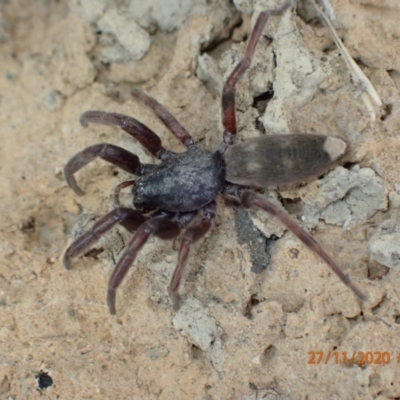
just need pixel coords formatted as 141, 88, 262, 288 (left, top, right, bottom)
63, 0, 366, 315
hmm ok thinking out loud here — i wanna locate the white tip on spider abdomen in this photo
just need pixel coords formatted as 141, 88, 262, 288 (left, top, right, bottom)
323, 137, 348, 161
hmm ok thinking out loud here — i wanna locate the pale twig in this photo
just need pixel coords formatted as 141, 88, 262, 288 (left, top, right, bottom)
310, 0, 382, 121
318, 0, 335, 21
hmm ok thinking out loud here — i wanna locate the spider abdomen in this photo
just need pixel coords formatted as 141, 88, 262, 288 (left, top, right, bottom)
133, 146, 226, 212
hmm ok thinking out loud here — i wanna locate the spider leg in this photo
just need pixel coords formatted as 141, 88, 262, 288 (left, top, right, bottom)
169, 201, 216, 311
112, 180, 136, 207
63, 208, 147, 269
131, 88, 194, 147
80, 111, 167, 158
107, 211, 188, 315
64, 143, 151, 196
112, 164, 158, 207
237, 190, 367, 302
221, 0, 295, 146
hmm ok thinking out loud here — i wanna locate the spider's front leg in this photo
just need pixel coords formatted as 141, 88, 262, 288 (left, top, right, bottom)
80, 111, 167, 158
131, 88, 194, 147
63, 207, 148, 269
221, 0, 295, 147
64, 143, 147, 195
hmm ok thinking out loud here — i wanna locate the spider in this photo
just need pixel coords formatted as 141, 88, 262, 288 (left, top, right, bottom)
63, 0, 366, 315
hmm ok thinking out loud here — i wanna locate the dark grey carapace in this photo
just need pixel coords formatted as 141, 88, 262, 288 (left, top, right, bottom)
134, 146, 225, 213
63, 0, 366, 316
225, 134, 347, 188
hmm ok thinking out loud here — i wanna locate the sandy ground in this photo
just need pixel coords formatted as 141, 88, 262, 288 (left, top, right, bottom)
1, 0, 400, 399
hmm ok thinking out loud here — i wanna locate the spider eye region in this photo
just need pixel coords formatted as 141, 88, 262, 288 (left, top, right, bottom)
133, 147, 226, 212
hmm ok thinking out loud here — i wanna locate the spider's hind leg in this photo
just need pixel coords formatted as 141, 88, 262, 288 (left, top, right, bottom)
236, 189, 367, 302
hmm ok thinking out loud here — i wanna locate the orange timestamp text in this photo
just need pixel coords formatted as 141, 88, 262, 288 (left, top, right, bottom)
307, 351, 398, 365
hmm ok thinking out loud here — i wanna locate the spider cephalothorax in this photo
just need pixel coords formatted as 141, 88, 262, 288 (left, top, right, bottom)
63, 0, 366, 315
133, 146, 226, 212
